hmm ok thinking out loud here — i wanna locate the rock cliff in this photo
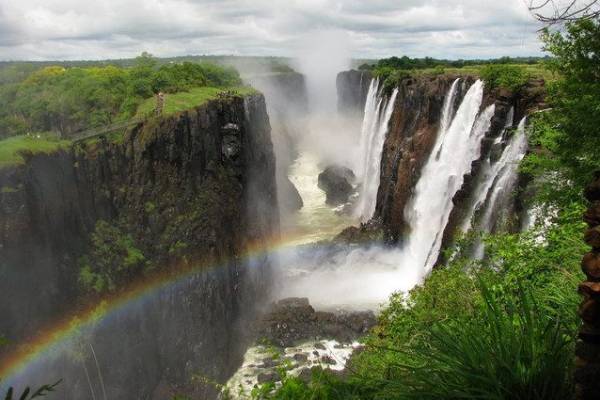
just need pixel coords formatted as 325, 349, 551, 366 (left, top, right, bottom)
0, 93, 278, 399
336, 70, 372, 115
337, 71, 546, 254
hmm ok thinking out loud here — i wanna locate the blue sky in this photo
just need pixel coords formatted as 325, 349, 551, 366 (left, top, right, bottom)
0, 0, 545, 60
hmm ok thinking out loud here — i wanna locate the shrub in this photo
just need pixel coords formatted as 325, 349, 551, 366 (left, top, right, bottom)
78, 220, 147, 293
480, 64, 530, 91
378, 283, 574, 400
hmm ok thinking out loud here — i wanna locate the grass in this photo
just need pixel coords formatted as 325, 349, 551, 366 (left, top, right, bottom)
382, 284, 574, 400
135, 85, 258, 118
0, 135, 71, 168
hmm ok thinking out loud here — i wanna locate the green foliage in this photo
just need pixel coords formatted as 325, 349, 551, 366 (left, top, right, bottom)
0, 53, 244, 139
253, 372, 366, 400
78, 220, 147, 293
524, 19, 600, 190
377, 284, 573, 400
480, 64, 530, 91
2, 381, 61, 400
268, 196, 584, 399
373, 68, 411, 93
135, 86, 256, 118
366, 55, 545, 72
0, 135, 71, 168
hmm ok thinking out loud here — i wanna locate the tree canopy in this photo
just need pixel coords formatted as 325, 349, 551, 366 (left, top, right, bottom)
0, 53, 242, 138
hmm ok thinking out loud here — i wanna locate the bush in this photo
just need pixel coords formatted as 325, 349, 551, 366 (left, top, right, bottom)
78, 220, 147, 293
0, 54, 244, 138
480, 64, 530, 91
376, 284, 574, 400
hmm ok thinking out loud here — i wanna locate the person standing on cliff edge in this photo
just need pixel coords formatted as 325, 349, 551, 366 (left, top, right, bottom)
155, 91, 165, 116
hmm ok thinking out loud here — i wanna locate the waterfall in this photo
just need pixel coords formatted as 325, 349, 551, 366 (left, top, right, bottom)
400, 79, 492, 274
461, 107, 515, 232
471, 117, 528, 258
354, 79, 399, 222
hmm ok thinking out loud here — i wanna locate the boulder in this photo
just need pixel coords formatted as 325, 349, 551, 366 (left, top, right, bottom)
257, 372, 279, 384
257, 297, 376, 347
277, 173, 303, 213
318, 166, 356, 205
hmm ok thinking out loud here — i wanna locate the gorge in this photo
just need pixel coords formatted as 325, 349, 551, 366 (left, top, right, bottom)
0, 63, 548, 399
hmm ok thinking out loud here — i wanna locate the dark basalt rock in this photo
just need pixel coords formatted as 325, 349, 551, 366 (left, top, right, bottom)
0, 94, 278, 400
278, 173, 303, 212
257, 297, 376, 347
337, 70, 373, 115
577, 172, 600, 399
335, 218, 384, 244
318, 166, 356, 205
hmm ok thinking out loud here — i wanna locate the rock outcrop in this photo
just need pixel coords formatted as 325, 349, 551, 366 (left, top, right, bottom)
336, 73, 545, 249
318, 166, 356, 205
336, 70, 372, 115
246, 72, 308, 219
374, 75, 474, 243
0, 94, 278, 399
257, 297, 376, 347
577, 172, 600, 399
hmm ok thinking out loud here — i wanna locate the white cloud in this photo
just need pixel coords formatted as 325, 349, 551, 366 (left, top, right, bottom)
0, 0, 545, 60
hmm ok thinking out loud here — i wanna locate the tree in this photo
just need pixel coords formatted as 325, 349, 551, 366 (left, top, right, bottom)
526, 19, 600, 188
527, 0, 600, 24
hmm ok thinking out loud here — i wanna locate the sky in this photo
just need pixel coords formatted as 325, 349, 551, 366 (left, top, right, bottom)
0, 0, 546, 61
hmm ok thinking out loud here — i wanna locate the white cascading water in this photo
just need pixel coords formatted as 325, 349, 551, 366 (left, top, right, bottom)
354, 79, 399, 222
471, 117, 528, 258
399, 79, 493, 274
461, 107, 515, 232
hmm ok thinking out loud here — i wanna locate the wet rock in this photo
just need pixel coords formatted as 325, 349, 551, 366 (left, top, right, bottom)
277, 173, 303, 213
318, 166, 356, 205
320, 355, 337, 365
257, 372, 279, 384
335, 219, 383, 244
259, 357, 279, 368
337, 70, 373, 115
314, 343, 326, 350
298, 368, 313, 384
257, 297, 377, 346
293, 353, 308, 362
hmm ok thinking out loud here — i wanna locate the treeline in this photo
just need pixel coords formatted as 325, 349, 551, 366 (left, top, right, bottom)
366, 55, 543, 92
359, 55, 547, 71
0, 53, 241, 138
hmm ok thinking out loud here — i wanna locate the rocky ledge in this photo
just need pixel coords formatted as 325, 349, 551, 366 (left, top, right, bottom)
257, 297, 376, 347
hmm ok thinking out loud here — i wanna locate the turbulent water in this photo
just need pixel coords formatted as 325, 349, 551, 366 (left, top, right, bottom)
354, 79, 399, 222
274, 78, 507, 309
284, 152, 356, 245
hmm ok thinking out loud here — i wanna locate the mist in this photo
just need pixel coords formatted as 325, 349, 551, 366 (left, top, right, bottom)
291, 29, 362, 169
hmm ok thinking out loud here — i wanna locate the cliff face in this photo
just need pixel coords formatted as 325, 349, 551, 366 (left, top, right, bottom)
375, 75, 545, 244
246, 72, 308, 216
336, 70, 372, 115
0, 94, 278, 399
336, 71, 546, 251
374, 75, 473, 241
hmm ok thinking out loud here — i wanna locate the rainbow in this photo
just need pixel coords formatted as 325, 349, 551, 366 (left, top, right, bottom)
0, 234, 305, 384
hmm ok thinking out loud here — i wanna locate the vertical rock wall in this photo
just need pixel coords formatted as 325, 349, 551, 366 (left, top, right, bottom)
577, 174, 600, 399
0, 93, 278, 399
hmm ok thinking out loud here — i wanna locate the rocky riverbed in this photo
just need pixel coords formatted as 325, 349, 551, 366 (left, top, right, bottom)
223, 297, 376, 398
